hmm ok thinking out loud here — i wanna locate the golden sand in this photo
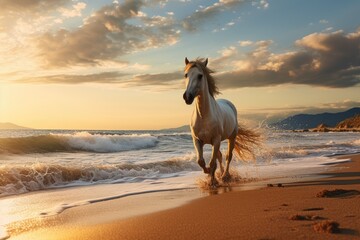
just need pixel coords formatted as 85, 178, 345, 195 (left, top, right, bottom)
9, 154, 360, 240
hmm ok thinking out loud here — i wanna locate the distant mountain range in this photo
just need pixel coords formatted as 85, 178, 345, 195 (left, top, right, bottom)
161, 125, 190, 132
0, 122, 30, 130
271, 107, 360, 130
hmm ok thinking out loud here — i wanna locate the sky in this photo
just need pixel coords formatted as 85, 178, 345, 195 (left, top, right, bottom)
0, 0, 360, 130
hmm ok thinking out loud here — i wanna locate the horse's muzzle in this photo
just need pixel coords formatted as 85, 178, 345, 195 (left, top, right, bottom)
183, 92, 194, 105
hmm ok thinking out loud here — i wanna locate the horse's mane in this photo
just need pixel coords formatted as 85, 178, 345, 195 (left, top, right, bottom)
185, 58, 220, 97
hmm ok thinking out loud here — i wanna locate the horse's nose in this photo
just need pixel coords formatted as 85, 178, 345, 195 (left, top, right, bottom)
188, 93, 193, 101
183, 92, 194, 105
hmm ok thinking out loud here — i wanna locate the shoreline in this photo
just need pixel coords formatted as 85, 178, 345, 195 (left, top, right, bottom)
6, 154, 360, 239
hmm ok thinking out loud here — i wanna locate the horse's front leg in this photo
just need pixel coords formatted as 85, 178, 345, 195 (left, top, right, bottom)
209, 136, 221, 187
217, 150, 224, 175
193, 138, 208, 174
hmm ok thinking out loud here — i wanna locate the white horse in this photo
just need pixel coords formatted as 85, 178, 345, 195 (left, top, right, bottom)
183, 57, 260, 186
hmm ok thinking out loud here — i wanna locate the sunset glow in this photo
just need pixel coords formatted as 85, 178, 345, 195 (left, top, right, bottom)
1, 0, 360, 129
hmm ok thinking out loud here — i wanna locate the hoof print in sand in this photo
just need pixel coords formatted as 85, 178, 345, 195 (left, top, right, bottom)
316, 189, 360, 198
302, 207, 324, 211
289, 214, 322, 221
267, 183, 284, 188
313, 220, 340, 234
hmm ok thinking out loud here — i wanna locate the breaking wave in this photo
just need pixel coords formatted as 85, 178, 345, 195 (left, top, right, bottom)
0, 154, 198, 197
0, 132, 158, 154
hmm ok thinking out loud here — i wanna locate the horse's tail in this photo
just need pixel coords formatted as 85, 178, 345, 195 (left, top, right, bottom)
233, 124, 262, 162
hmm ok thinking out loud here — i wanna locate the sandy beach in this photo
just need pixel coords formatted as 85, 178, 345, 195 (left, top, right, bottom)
2, 1, 360, 239
6, 154, 359, 240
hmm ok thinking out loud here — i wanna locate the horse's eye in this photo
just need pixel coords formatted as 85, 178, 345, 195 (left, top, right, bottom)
198, 74, 203, 80
184, 73, 188, 78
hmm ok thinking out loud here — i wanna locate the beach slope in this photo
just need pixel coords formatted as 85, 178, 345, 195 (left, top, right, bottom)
10, 155, 360, 240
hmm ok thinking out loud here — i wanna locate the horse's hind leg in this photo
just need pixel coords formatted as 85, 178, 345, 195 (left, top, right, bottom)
209, 137, 221, 187
217, 150, 224, 175
222, 130, 236, 182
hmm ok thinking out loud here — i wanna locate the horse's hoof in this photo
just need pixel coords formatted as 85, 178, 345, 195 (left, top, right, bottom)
203, 167, 210, 174
210, 179, 219, 188
221, 173, 231, 183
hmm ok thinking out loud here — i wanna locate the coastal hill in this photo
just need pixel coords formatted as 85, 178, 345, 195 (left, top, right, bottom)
271, 107, 360, 130
336, 114, 360, 129
0, 122, 30, 130
306, 114, 360, 132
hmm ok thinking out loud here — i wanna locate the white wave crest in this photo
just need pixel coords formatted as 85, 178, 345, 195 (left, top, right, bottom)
0, 153, 199, 197
54, 132, 158, 152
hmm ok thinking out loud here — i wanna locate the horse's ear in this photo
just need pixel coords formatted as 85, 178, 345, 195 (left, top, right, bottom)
185, 57, 189, 65
204, 58, 208, 67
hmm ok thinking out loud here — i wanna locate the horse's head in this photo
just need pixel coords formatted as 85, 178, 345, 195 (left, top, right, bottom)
183, 57, 208, 105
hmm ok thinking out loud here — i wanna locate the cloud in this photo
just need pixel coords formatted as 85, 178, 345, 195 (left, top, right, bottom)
133, 71, 182, 83
140, 28, 359, 91
0, 0, 69, 14
210, 46, 238, 68
259, 0, 269, 9
2, 1, 358, 93
9, 24, 360, 91
36, 0, 180, 68
13, 70, 183, 88
0, 0, 70, 32
182, 0, 245, 31
14, 72, 129, 84
252, 0, 269, 9
60, 27, 357, 90
324, 27, 334, 32
58, 2, 86, 18
239, 40, 253, 47
246, 100, 360, 115
214, 28, 360, 89
319, 19, 329, 24
158, 0, 169, 8
1, 0, 263, 73
125, 71, 183, 89
140, 14, 175, 28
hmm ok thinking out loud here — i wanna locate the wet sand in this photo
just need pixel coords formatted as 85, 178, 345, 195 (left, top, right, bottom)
9, 154, 360, 240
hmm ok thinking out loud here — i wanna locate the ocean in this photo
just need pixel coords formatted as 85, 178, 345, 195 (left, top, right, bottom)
1, 129, 360, 198
1, 129, 360, 239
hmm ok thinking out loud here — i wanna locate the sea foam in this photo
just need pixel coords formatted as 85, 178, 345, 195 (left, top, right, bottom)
0, 132, 158, 154
57, 132, 158, 152
0, 153, 199, 197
